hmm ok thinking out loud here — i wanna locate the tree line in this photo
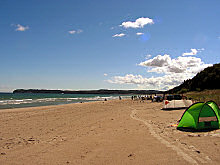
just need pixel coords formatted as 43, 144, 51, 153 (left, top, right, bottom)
167, 63, 220, 94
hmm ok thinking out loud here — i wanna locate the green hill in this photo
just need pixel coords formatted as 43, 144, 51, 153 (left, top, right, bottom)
167, 63, 220, 94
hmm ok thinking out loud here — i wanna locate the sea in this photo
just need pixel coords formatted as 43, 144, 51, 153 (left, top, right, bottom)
0, 93, 130, 110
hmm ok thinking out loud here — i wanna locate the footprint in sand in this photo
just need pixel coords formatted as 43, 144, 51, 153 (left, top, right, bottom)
129, 108, 211, 165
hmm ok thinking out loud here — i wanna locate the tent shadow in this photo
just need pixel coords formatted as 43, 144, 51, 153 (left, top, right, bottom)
161, 107, 186, 111
177, 127, 218, 133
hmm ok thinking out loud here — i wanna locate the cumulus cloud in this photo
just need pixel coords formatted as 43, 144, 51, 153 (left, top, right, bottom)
139, 54, 171, 67
108, 74, 146, 84
120, 17, 154, 28
15, 24, 29, 31
139, 54, 211, 74
69, 29, 83, 34
182, 48, 204, 56
108, 53, 212, 90
145, 54, 152, 59
69, 30, 76, 34
182, 49, 198, 56
112, 33, 126, 37
107, 73, 188, 90
104, 73, 108, 76
136, 32, 144, 35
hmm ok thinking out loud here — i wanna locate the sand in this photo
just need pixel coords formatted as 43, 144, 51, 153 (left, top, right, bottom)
0, 99, 220, 165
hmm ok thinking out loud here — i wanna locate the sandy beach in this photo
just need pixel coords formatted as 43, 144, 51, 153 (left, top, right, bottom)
0, 99, 220, 165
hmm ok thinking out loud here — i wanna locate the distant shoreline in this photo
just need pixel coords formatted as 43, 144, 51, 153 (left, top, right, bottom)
13, 89, 163, 95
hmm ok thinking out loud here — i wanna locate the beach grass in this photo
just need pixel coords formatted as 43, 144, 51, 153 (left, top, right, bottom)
185, 89, 220, 105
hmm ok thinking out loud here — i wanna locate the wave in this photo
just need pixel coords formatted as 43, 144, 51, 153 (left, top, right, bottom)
0, 95, 128, 106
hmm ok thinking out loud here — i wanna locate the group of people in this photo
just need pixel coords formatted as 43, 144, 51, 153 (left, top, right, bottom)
117, 95, 164, 102
131, 95, 163, 102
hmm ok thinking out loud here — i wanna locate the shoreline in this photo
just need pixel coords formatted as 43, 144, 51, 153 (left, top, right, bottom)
0, 100, 99, 111
0, 93, 133, 110
0, 99, 110, 113
0, 99, 220, 164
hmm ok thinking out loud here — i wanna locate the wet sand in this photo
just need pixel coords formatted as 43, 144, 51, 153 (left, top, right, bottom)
0, 99, 220, 165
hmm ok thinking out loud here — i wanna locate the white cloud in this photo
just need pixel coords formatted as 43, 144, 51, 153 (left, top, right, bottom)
145, 54, 152, 59
69, 30, 76, 34
136, 32, 144, 35
199, 48, 205, 51
15, 24, 29, 31
69, 29, 83, 34
139, 54, 211, 74
104, 73, 108, 76
120, 17, 154, 28
107, 74, 145, 84
107, 73, 188, 90
182, 48, 204, 56
108, 53, 212, 90
112, 33, 126, 37
182, 48, 198, 56
139, 54, 171, 67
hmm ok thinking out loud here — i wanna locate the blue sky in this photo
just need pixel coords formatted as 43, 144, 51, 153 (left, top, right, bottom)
0, 0, 220, 92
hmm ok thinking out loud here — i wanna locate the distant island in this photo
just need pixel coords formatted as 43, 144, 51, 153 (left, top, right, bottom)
13, 63, 220, 95
13, 89, 163, 95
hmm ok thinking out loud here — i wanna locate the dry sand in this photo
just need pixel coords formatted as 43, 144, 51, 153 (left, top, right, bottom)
0, 99, 220, 165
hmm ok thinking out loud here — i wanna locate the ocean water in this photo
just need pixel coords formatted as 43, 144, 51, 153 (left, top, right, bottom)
0, 93, 128, 110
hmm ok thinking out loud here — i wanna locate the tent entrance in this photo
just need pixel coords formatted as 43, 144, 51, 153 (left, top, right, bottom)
197, 103, 219, 129
199, 116, 218, 122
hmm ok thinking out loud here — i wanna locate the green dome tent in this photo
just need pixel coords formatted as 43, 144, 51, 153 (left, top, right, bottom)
177, 101, 220, 130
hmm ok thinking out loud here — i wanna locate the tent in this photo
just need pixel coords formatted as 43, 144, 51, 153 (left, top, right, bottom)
162, 94, 193, 110
177, 101, 220, 130
163, 99, 193, 109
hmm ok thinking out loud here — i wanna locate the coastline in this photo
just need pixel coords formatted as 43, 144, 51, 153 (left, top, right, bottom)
0, 99, 220, 164
0, 93, 127, 110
